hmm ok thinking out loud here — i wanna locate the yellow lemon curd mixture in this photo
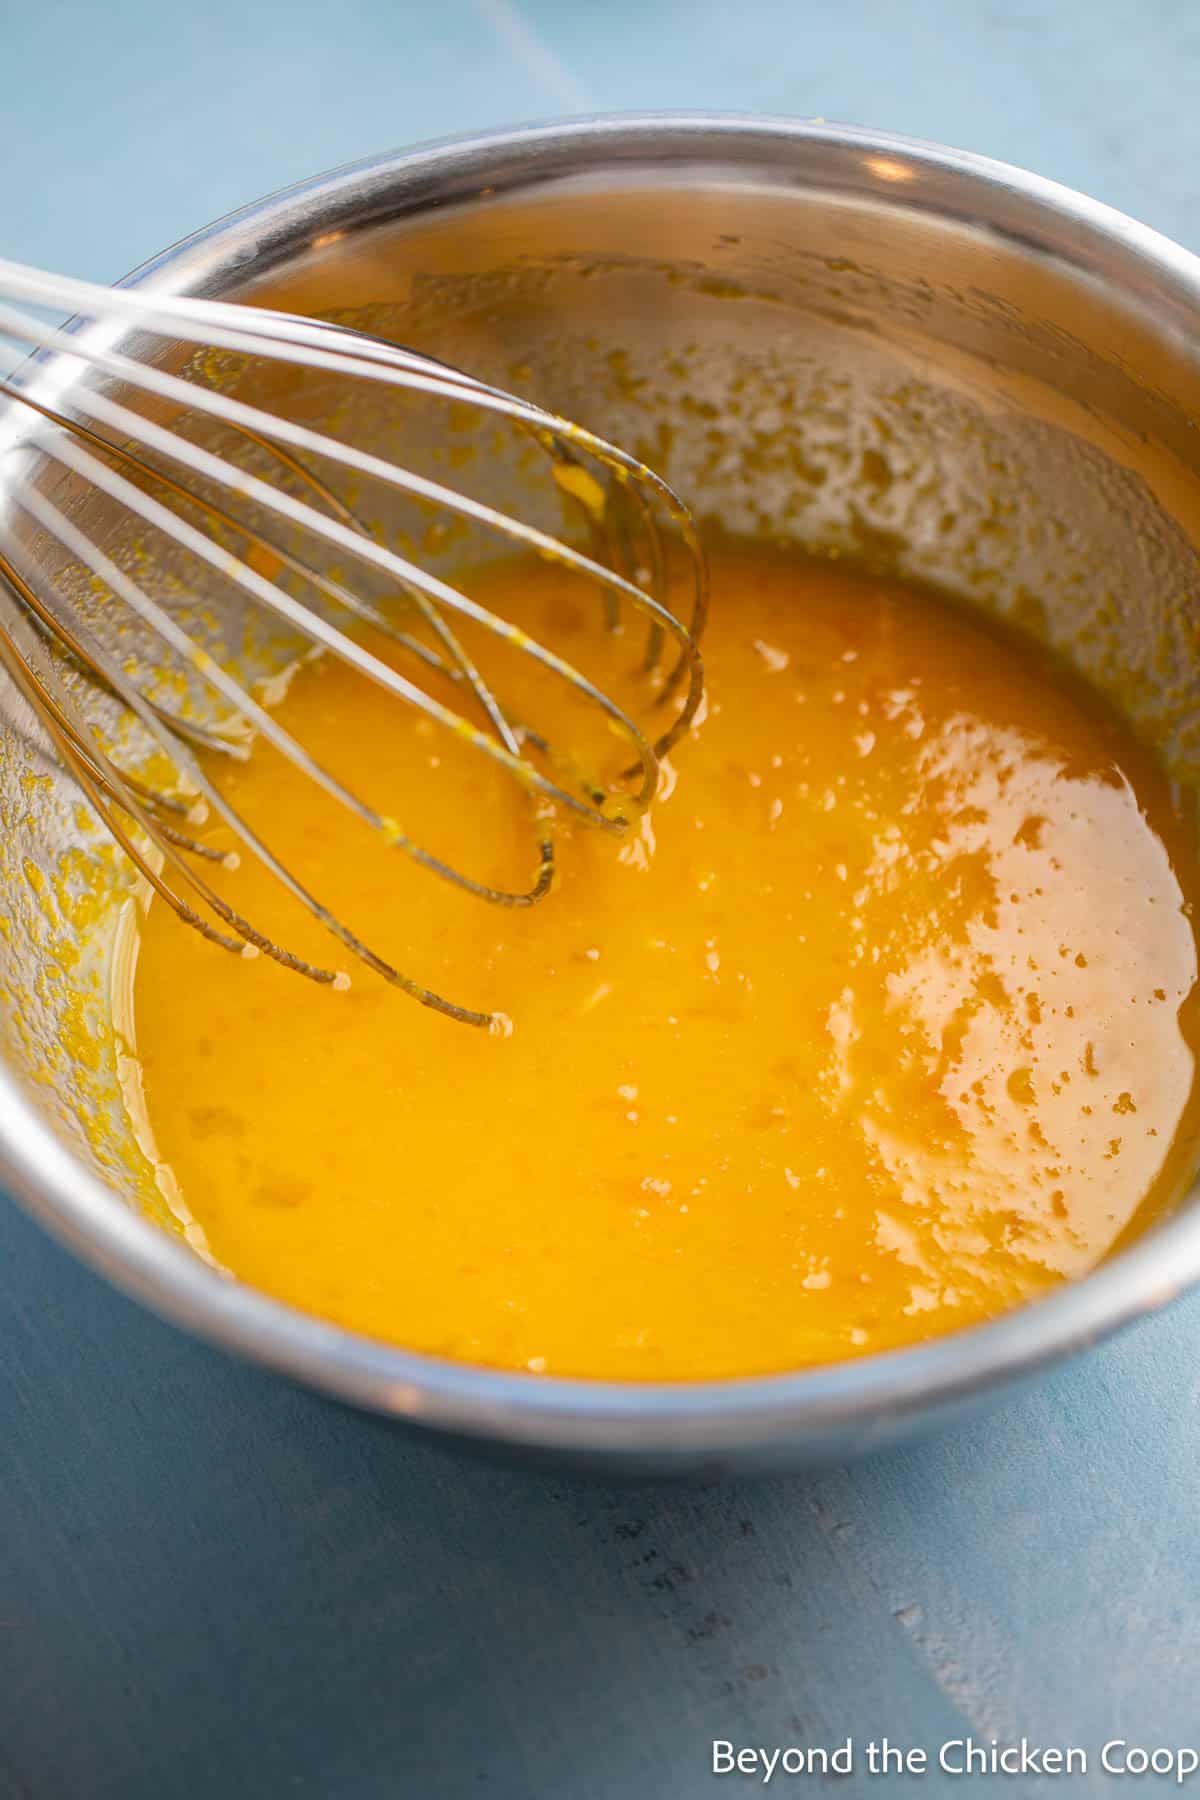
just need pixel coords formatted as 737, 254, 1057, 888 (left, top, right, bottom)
130, 544, 1200, 1379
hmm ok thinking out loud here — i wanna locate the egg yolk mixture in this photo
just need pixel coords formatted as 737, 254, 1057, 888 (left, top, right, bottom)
130, 543, 1200, 1379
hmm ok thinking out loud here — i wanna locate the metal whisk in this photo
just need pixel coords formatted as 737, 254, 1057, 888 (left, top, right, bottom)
0, 259, 707, 1029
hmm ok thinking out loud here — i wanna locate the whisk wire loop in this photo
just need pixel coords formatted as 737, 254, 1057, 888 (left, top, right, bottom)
0, 258, 707, 1026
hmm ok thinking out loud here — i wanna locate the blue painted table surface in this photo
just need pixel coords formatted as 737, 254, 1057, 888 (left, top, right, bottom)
4, 4, 1200, 1795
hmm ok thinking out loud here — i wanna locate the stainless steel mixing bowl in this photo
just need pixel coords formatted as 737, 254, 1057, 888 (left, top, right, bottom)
3, 114, 1200, 1476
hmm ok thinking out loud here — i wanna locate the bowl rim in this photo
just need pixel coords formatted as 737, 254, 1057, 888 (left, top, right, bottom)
8, 110, 1200, 1454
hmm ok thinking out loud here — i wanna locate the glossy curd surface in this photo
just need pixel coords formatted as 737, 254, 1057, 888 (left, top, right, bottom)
129, 545, 1200, 1378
